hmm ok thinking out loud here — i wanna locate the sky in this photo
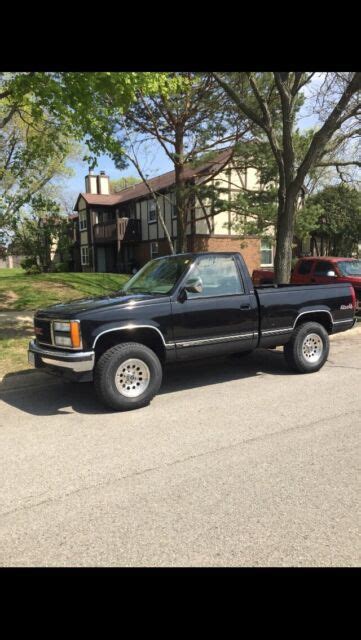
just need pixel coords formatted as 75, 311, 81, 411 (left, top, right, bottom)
65, 145, 173, 209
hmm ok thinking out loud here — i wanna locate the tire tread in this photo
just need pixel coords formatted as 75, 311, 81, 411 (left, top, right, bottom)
94, 342, 162, 411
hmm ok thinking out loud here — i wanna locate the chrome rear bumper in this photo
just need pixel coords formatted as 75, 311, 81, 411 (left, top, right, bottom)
28, 340, 95, 373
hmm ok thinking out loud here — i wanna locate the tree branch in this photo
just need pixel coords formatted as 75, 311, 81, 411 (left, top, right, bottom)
294, 72, 361, 191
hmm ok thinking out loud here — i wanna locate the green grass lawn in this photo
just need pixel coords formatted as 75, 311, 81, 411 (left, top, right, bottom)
0, 268, 131, 378
0, 268, 130, 311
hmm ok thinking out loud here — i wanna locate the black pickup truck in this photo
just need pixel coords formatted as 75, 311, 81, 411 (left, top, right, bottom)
28, 252, 357, 411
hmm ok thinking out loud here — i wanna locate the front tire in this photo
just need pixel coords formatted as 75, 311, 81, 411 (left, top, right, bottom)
284, 321, 330, 373
94, 342, 163, 411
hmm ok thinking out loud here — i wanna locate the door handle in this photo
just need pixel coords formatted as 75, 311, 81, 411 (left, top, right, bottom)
240, 304, 251, 310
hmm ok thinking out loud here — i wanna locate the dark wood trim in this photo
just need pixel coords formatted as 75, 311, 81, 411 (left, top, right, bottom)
156, 195, 159, 240
228, 168, 231, 233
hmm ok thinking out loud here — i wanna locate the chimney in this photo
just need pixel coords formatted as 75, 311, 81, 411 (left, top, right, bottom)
97, 171, 110, 195
85, 169, 98, 194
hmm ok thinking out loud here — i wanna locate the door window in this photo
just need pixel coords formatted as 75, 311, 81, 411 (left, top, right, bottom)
314, 261, 334, 276
298, 260, 313, 275
185, 255, 244, 297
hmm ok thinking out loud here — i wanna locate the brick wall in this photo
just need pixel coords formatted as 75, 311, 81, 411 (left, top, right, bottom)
190, 236, 261, 275
133, 235, 261, 276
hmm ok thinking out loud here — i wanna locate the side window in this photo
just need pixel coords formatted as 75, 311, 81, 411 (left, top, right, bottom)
185, 255, 244, 297
298, 260, 313, 275
314, 261, 333, 276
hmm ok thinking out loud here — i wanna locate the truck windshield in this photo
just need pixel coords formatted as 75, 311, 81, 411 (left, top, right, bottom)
122, 256, 192, 295
337, 260, 361, 277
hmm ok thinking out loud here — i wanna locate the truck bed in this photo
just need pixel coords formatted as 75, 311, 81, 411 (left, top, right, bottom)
254, 282, 355, 347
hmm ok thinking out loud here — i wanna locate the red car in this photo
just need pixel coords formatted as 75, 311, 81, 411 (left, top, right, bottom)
253, 257, 361, 311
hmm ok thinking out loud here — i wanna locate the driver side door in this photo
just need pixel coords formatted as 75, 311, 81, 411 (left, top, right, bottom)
171, 254, 258, 360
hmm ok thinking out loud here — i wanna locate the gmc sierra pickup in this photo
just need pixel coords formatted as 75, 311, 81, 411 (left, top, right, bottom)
28, 252, 357, 411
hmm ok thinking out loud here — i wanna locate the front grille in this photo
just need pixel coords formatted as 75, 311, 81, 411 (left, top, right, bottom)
34, 318, 52, 345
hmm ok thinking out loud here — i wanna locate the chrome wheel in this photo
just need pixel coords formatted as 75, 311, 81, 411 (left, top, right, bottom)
302, 333, 323, 364
114, 358, 150, 397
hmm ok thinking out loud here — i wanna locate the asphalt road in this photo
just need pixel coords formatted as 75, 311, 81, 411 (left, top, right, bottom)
0, 328, 360, 567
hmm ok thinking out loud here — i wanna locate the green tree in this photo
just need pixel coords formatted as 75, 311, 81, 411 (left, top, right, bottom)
213, 72, 361, 282
1, 72, 177, 242
122, 72, 246, 252
10, 194, 71, 272
109, 176, 141, 193
0, 107, 79, 235
302, 184, 361, 256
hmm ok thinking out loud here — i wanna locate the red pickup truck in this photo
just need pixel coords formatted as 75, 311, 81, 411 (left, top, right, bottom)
253, 257, 361, 311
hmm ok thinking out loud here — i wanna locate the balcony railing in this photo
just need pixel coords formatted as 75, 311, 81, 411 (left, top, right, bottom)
93, 222, 117, 242
93, 218, 141, 244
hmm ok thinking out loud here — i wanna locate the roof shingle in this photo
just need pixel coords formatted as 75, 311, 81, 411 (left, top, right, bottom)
75, 148, 233, 210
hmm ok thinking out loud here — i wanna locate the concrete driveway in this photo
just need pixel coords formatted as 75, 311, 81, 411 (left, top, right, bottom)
0, 327, 360, 567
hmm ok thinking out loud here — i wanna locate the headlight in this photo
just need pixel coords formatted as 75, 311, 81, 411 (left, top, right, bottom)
54, 335, 72, 347
53, 320, 82, 349
54, 321, 70, 332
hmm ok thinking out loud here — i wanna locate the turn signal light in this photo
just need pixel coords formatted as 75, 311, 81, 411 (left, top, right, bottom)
70, 321, 81, 348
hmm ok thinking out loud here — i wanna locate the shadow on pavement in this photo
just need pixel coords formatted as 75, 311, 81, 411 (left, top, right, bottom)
0, 349, 291, 417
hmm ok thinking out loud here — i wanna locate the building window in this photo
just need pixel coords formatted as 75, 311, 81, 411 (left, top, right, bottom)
170, 192, 177, 219
150, 242, 159, 258
148, 201, 157, 223
260, 239, 273, 266
79, 211, 87, 231
81, 246, 89, 266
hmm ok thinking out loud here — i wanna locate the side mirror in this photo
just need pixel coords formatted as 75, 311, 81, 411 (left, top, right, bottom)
326, 270, 336, 277
185, 277, 203, 294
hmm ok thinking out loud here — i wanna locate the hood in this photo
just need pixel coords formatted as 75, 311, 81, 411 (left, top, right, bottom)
35, 292, 166, 319
337, 275, 361, 288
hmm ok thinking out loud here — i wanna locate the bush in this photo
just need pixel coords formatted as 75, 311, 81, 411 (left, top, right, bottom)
20, 257, 38, 271
25, 264, 42, 275
51, 261, 70, 273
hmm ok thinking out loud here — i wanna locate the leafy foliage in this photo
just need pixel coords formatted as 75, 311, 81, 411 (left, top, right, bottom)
10, 194, 71, 272
302, 184, 361, 255
109, 176, 141, 193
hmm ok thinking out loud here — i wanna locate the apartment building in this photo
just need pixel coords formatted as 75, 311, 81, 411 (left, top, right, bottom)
71, 149, 274, 274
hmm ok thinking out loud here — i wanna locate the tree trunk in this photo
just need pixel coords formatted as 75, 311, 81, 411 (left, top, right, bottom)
274, 189, 297, 283
174, 129, 187, 254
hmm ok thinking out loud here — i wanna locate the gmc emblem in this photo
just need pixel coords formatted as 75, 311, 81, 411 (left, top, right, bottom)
35, 327, 43, 335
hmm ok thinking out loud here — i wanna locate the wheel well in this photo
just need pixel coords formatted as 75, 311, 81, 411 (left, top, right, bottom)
294, 312, 333, 334
94, 328, 166, 363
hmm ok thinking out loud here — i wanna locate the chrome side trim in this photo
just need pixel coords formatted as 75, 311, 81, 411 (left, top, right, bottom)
175, 332, 254, 348
92, 324, 175, 350
333, 318, 355, 325
261, 327, 293, 336
292, 310, 334, 329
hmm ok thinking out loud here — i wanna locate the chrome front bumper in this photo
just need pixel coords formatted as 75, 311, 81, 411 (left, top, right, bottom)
28, 340, 95, 373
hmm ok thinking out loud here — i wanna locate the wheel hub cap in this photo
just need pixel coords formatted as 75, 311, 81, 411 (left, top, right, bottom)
302, 333, 323, 364
115, 358, 150, 398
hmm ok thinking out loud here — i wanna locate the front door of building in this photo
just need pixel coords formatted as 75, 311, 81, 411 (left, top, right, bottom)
97, 247, 106, 272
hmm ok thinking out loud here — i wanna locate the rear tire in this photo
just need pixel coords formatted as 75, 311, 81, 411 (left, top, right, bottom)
94, 342, 163, 411
284, 321, 329, 373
